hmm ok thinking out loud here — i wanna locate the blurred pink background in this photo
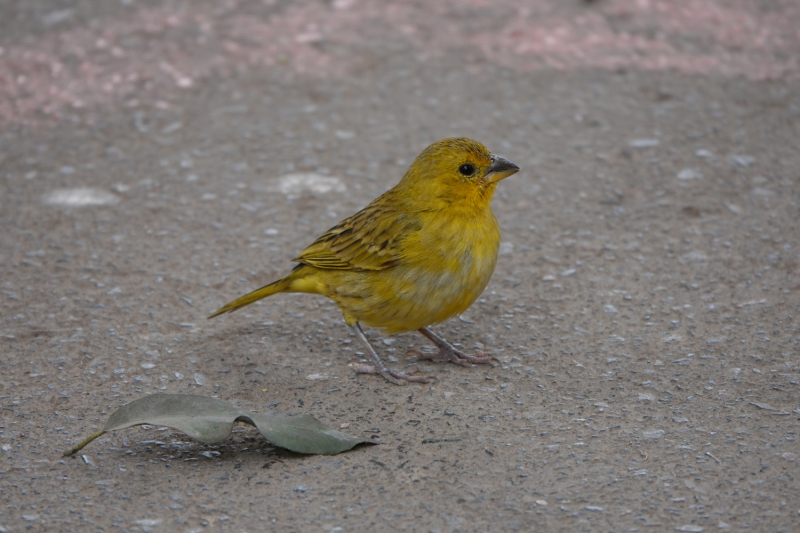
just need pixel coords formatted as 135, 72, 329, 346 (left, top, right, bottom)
1, 0, 798, 125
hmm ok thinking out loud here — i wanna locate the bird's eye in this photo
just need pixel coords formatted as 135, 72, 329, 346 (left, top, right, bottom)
458, 163, 475, 176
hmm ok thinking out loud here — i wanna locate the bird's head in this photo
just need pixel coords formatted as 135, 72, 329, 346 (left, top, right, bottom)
398, 137, 520, 209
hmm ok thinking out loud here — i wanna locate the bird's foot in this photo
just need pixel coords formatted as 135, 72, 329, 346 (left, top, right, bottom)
411, 347, 496, 367
416, 327, 498, 367
349, 363, 431, 385
348, 324, 432, 385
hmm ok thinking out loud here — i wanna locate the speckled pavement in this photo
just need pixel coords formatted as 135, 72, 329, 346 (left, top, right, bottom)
1, 1, 799, 531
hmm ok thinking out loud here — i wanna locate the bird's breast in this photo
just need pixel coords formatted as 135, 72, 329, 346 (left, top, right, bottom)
416, 207, 501, 273
322, 207, 502, 334
384, 208, 500, 330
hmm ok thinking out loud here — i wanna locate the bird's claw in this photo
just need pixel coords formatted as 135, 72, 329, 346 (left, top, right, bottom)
348, 363, 431, 385
411, 347, 497, 367
460, 350, 498, 366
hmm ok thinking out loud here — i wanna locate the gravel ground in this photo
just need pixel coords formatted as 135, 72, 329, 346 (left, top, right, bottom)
1, 1, 799, 532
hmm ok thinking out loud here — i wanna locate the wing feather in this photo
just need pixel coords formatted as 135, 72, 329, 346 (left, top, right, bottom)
293, 199, 421, 271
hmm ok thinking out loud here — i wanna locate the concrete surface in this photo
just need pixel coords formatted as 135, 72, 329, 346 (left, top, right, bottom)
1, 1, 799, 531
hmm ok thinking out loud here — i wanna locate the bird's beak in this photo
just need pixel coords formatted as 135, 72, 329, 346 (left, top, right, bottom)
485, 155, 520, 183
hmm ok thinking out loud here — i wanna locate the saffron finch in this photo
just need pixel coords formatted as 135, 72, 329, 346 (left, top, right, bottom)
209, 137, 520, 384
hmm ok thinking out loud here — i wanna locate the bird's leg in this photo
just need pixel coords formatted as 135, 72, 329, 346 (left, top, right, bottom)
348, 324, 430, 385
416, 327, 496, 366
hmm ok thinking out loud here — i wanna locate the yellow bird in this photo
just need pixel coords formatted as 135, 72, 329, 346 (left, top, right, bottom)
209, 137, 520, 384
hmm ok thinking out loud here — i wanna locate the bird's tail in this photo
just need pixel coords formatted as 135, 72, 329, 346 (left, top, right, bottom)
207, 277, 291, 319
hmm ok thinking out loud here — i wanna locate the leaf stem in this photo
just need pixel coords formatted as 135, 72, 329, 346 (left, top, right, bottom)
63, 429, 106, 456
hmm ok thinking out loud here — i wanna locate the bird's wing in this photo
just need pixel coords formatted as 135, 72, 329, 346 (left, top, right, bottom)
293, 202, 421, 271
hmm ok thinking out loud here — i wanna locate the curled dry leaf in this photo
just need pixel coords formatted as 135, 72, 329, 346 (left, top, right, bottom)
64, 394, 369, 456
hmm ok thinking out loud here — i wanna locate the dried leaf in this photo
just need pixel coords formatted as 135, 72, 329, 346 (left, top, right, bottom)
65, 394, 368, 456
